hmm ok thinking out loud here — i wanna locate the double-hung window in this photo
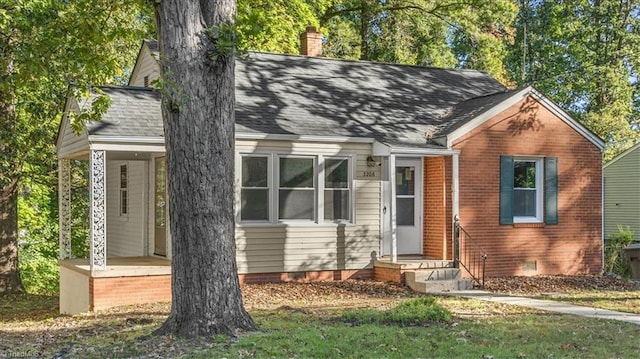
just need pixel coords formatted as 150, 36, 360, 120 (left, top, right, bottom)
119, 165, 128, 216
500, 156, 558, 225
279, 156, 315, 221
240, 156, 270, 221
238, 154, 353, 224
324, 157, 351, 222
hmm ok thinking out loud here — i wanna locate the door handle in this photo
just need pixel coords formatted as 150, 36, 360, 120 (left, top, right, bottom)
383, 206, 387, 214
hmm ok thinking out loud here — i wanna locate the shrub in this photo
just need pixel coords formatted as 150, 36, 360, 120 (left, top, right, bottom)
341, 297, 452, 326
604, 225, 635, 278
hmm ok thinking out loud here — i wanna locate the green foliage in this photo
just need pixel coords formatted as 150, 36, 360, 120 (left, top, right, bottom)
1, 0, 153, 291
507, 0, 640, 160
236, 0, 330, 54
17, 175, 59, 295
341, 297, 452, 326
320, 0, 518, 82
68, 88, 113, 134
604, 225, 635, 278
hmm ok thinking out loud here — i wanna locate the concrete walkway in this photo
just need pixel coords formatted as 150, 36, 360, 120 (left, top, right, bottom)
447, 290, 640, 326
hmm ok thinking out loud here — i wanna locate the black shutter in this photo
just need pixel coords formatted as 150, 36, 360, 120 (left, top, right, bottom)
545, 157, 558, 225
500, 156, 514, 225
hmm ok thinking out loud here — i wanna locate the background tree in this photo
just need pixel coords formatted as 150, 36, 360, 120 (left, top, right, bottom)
153, 0, 256, 337
507, 0, 640, 160
320, 0, 518, 82
0, 0, 153, 294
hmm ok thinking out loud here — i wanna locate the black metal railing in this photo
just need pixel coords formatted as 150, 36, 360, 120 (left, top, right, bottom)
453, 216, 487, 288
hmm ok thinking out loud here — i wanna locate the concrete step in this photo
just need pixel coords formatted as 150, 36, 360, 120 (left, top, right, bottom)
411, 268, 462, 281
405, 271, 474, 293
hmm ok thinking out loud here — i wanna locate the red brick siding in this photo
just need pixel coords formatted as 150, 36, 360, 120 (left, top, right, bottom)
423, 157, 454, 260
374, 266, 411, 284
90, 275, 171, 311
452, 96, 603, 276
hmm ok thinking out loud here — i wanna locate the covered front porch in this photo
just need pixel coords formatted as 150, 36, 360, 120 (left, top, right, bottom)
59, 257, 171, 314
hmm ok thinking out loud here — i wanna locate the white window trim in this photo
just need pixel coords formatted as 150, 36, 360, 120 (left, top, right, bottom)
320, 155, 354, 224
237, 152, 356, 226
513, 157, 544, 223
277, 155, 317, 222
119, 164, 128, 217
238, 154, 272, 223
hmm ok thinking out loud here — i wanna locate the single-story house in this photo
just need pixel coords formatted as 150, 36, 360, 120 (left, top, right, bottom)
56, 28, 604, 314
603, 142, 640, 238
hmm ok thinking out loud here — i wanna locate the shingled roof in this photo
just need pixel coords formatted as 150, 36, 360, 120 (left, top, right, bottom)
85, 45, 511, 149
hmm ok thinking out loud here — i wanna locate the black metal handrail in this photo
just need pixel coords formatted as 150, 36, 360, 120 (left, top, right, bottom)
453, 216, 487, 288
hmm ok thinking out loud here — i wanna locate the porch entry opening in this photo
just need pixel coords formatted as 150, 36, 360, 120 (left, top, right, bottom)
154, 156, 167, 256
395, 158, 423, 254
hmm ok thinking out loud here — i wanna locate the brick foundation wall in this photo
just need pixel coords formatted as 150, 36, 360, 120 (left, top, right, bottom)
90, 275, 172, 311
238, 269, 374, 284
374, 266, 410, 284
453, 95, 603, 277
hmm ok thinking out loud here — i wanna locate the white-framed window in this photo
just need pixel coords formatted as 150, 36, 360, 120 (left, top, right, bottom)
238, 153, 354, 224
323, 157, 351, 222
512, 158, 543, 223
240, 155, 270, 221
119, 164, 128, 216
278, 156, 316, 221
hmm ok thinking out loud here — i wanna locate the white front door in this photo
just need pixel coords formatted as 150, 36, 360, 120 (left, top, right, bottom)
395, 158, 423, 254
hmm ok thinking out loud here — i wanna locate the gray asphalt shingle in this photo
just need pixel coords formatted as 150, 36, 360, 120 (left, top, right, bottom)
86, 48, 512, 149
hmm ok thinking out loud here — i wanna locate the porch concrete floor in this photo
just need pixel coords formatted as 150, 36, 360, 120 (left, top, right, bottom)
375, 256, 455, 270
59, 256, 171, 278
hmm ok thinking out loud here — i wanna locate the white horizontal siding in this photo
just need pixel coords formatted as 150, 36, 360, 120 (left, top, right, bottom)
57, 101, 89, 158
129, 45, 160, 87
106, 160, 147, 257
234, 139, 381, 274
604, 146, 640, 238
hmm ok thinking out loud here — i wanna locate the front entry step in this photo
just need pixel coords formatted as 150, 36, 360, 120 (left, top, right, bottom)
405, 270, 473, 293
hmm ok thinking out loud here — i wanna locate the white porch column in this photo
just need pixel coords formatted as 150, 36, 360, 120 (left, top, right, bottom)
58, 159, 72, 259
89, 150, 106, 270
452, 153, 460, 221
389, 154, 397, 263
452, 152, 460, 263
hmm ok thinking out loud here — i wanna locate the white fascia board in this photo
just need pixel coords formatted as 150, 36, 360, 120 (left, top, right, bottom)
446, 86, 532, 148
235, 132, 375, 143
372, 140, 458, 156
89, 143, 166, 153
88, 135, 165, 144
603, 142, 640, 169
88, 136, 166, 153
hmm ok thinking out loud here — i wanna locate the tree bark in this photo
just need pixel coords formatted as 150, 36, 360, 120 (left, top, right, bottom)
153, 0, 256, 337
0, 174, 23, 294
0, 52, 24, 294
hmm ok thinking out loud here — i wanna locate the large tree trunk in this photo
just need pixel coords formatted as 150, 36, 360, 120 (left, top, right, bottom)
0, 56, 24, 294
0, 180, 23, 294
154, 0, 256, 337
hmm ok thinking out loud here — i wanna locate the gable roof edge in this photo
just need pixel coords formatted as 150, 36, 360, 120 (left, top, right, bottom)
446, 86, 605, 151
603, 142, 640, 169
529, 88, 605, 151
446, 86, 532, 147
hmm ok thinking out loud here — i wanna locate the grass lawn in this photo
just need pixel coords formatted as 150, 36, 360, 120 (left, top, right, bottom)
1, 290, 639, 359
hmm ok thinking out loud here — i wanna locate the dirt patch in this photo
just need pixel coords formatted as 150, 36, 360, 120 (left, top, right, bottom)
484, 275, 640, 296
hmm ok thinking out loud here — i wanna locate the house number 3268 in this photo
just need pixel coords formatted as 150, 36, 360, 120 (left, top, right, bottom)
363, 171, 376, 177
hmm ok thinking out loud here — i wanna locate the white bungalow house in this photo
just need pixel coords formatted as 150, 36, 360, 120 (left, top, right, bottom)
56, 30, 604, 314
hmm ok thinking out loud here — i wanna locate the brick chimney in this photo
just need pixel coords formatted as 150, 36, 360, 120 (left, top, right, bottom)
300, 26, 323, 57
